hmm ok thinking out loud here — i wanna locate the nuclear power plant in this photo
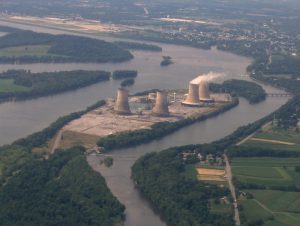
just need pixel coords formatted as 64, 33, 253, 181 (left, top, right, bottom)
152, 91, 169, 116
199, 81, 213, 102
114, 88, 131, 115
65, 74, 232, 140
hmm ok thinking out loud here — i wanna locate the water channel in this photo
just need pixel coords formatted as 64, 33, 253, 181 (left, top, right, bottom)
0, 20, 289, 226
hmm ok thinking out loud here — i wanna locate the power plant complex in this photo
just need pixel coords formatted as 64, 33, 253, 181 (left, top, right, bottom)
65, 74, 232, 139
114, 76, 216, 115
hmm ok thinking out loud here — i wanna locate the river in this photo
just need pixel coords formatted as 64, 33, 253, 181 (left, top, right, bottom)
0, 20, 289, 226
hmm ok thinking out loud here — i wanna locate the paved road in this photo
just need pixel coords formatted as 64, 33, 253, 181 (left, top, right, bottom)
224, 154, 241, 226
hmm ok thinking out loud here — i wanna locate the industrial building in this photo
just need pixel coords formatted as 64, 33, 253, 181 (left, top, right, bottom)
114, 88, 131, 115
152, 91, 169, 116
199, 81, 214, 103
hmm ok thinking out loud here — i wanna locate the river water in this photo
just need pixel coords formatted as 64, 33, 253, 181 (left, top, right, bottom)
0, 20, 289, 226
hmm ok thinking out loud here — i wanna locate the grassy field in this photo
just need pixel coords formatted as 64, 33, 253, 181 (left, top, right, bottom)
247, 190, 300, 213
242, 127, 300, 151
241, 190, 300, 226
242, 140, 300, 151
0, 45, 52, 57
59, 131, 100, 149
0, 79, 30, 92
232, 158, 300, 187
240, 199, 272, 222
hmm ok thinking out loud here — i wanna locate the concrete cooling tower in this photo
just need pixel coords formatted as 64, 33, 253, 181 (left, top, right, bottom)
199, 81, 213, 102
152, 91, 169, 116
114, 88, 131, 115
182, 83, 201, 106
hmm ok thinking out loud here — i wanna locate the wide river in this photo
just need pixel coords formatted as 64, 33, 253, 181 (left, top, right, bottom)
0, 20, 289, 226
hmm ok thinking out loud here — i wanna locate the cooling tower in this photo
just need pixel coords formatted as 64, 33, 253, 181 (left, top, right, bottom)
114, 88, 131, 115
199, 81, 213, 102
182, 83, 201, 106
152, 91, 169, 116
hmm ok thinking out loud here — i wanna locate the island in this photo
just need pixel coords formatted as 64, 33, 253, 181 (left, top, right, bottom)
0, 70, 111, 102
160, 56, 173, 66
0, 30, 133, 64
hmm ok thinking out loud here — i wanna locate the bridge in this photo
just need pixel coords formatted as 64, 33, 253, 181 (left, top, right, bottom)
266, 93, 292, 97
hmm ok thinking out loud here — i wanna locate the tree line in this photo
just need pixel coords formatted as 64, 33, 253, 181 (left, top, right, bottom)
0, 70, 110, 101
210, 79, 266, 104
114, 41, 162, 51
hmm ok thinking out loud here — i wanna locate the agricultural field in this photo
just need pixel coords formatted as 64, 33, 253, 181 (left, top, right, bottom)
0, 45, 53, 57
242, 126, 300, 151
0, 79, 30, 92
232, 157, 300, 187
240, 189, 300, 226
239, 199, 272, 223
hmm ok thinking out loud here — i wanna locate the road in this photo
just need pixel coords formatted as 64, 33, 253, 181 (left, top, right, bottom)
224, 154, 241, 226
50, 129, 63, 154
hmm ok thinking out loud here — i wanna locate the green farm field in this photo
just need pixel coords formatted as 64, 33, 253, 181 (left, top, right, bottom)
242, 140, 300, 151
254, 129, 300, 144
232, 158, 300, 187
242, 127, 300, 151
241, 190, 300, 226
0, 79, 30, 92
0, 45, 53, 57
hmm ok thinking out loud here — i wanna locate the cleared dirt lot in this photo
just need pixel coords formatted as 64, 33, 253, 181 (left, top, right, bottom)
197, 167, 226, 181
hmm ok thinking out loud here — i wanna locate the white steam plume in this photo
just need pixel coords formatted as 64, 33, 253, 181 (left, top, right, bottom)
190, 72, 225, 84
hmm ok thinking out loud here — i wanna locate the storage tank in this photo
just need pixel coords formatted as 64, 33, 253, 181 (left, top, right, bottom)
152, 91, 169, 116
114, 88, 131, 114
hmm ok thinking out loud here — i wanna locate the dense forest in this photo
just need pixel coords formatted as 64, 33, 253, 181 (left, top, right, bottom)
132, 149, 234, 226
160, 56, 173, 66
0, 147, 125, 226
121, 78, 135, 87
210, 79, 266, 104
0, 70, 110, 101
0, 99, 126, 225
114, 41, 162, 51
0, 30, 133, 63
112, 70, 138, 80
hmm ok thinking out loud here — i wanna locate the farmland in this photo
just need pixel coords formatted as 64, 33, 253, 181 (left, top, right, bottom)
240, 190, 300, 226
242, 126, 300, 151
0, 45, 53, 57
232, 157, 300, 225
232, 157, 300, 187
0, 79, 30, 93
